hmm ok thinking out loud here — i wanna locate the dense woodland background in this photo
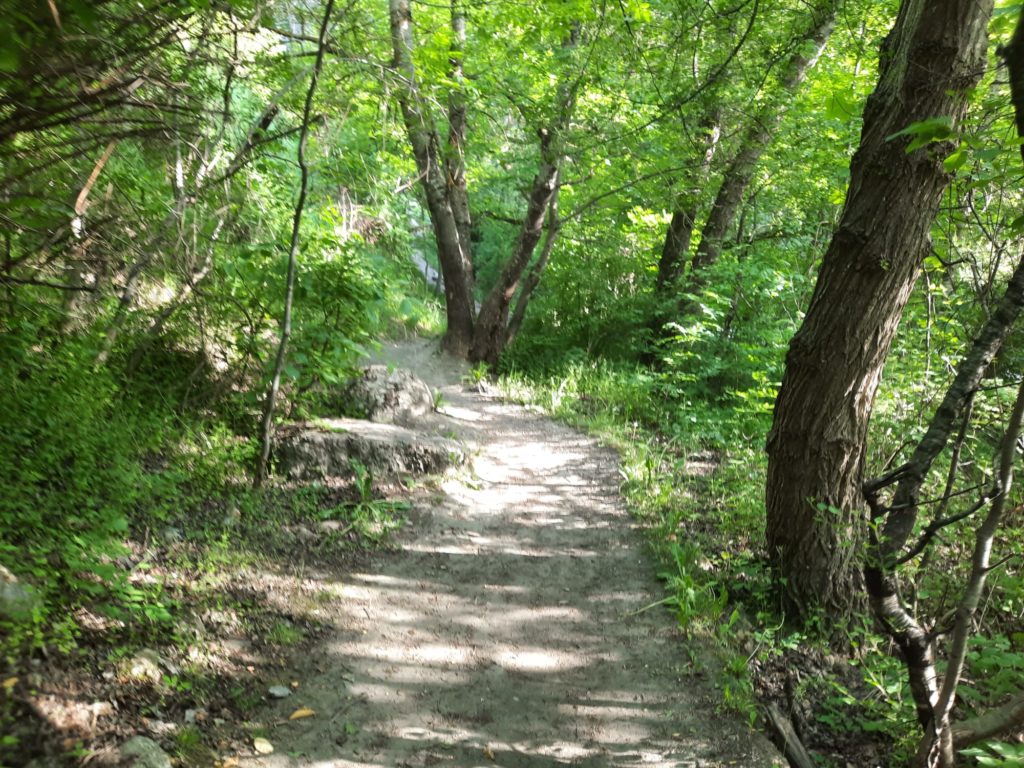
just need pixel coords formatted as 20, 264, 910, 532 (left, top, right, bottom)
3, 0, 1024, 765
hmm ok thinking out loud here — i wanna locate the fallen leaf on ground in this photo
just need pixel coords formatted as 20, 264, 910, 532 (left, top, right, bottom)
253, 737, 274, 754
289, 707, 315, 720
483, 745, 495, 760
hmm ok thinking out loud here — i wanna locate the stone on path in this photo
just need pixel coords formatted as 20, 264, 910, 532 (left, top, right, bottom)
119, 736, 172, 768
342, 365, 435, 426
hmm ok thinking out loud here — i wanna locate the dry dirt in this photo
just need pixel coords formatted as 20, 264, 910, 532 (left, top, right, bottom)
240, 338, 783, 768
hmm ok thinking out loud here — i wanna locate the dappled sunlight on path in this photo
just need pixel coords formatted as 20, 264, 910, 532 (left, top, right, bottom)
241, 340, 781, 768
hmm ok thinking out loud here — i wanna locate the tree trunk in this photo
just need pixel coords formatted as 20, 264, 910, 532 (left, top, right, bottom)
446, 0, 474, 293
470, 129, 561, 365
255, 0, 334, 485
764, 0, 992, 622
388, 0, 475, 356
505, 179, 560, 349
688, 0, 839, 284
654, 113, 720, 294
469, 28, 579, 365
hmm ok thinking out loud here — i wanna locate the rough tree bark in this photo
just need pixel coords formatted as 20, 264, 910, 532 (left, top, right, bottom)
764, 0, 993, 621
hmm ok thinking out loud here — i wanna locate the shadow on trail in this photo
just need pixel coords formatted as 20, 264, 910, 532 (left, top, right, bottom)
242, 366, 779, 768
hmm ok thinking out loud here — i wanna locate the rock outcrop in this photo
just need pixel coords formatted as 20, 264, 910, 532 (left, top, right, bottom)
342, 365, 434, 426
277, 419, 463, 481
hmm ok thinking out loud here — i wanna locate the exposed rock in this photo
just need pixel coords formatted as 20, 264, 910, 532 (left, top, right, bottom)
276, 419, 464, 480
118, 649, 163, 684
119, 736, 172, 768
0, 564, 39, 619
343, 365, 435, 426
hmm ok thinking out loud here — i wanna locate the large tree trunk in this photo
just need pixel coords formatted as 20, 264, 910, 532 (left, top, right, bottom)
764, 0, 992, 622
388, 0, 475, 356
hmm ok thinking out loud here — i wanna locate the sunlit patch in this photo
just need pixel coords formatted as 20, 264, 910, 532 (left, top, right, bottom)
437, 405, 483, 421
400, 541, 599, 558
451, 605, 584, 631
337, 642, 473, 667
492, 647, 590, 671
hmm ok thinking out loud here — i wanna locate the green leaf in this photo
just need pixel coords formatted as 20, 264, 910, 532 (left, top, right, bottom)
886, 116, 954, 153
943, 146, 967, 172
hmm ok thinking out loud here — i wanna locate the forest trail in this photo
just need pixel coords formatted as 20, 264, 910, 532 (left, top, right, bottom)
241, 339, 782, 768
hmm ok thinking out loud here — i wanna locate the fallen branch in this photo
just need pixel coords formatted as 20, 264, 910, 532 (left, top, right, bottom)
764, 702, 816, 768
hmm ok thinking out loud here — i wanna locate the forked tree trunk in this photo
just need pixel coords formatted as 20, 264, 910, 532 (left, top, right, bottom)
470, 130, 563, 364
388, 0, 475, 356
388, 0, 575, 363
765, 0, 993, 621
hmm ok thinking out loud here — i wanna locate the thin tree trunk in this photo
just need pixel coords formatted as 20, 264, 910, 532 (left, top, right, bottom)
764, 0, 993, 622
255, 0, 333, 486
919, 379, 1024, 767
654, 113, 720, 294
505, 179, 560, 348
857, 9, 1024, 760
447, 0, 473, 291
687, 0, 839, 288
388, 0, 475, 356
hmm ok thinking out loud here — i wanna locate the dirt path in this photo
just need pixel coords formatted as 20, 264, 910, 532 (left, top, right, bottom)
242, 340, 782, 768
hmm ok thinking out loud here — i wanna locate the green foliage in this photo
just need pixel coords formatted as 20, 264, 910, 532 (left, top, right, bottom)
316, 461, 411, 545
0, 329, 148, 641
962, 741, 1024, 767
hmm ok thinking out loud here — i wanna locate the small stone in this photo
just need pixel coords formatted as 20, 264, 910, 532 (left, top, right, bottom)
143, 719, 177, 737
253, 736, 274, 754
119, 649, 163, 684
120, 735, 172, 768
267, 685, 292, 699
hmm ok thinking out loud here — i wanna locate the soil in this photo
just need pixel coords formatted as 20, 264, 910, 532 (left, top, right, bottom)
237, 338, 783, 768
